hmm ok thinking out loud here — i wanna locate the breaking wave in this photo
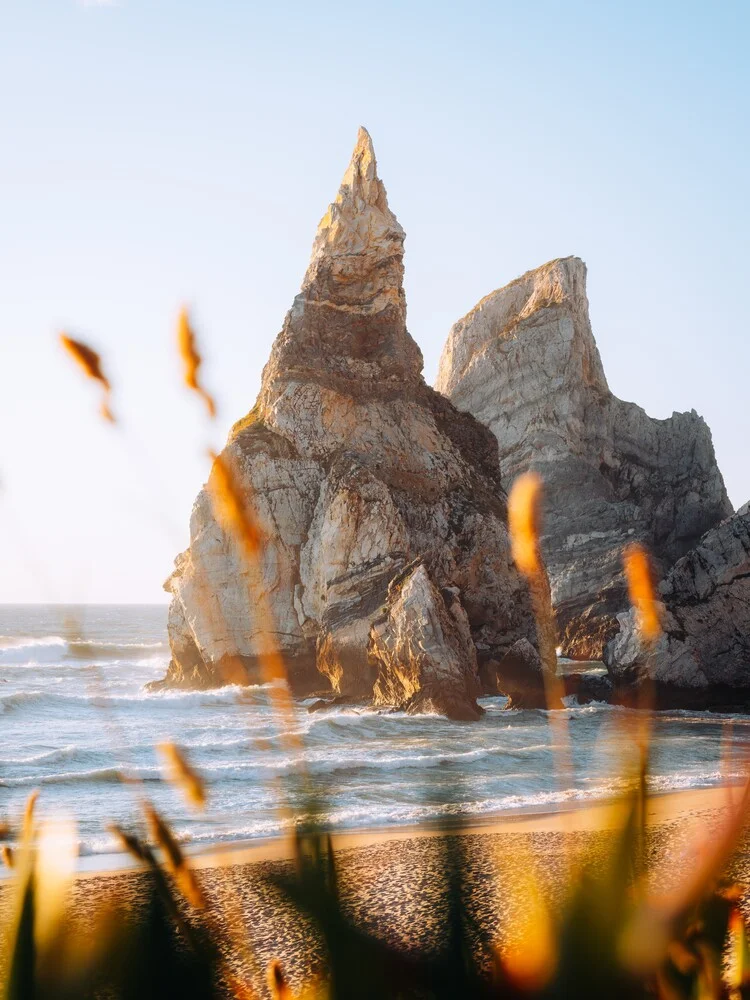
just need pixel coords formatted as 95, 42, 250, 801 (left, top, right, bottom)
1, 766, 161, 788
0, 634, 168, 666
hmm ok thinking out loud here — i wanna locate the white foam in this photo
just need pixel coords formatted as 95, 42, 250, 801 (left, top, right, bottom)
0, 637, 67, 665
0, 744, 79, 766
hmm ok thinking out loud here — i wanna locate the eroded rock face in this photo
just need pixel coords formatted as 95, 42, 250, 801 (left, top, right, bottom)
436, 257, 731, 659
370, 561, 482, 720
159, 128, 539, 715
604, 508, 750, 707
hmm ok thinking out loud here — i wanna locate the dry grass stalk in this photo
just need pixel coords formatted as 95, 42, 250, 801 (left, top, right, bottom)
22, 789, 39, 844
144, 803, 206, 909
158, 741, 207, 811
267, 960, 293, 999
508, 471, 544, 579
35, 816, 79, 950
177, 308, 216, 418
622, 772, 750, 982
507, 472, 561, 697
497, 852, 557, 990
1, 845, 14, 869
107, 823, 154, 866
173, 327, 304, 968
59, 333, 115, 422
622, 542, 661, 717
729, 905, 750, 988
207, 451, 298, 738
623, 543, 662, 645
507, 473, 575, 871
208, 451, 263, 559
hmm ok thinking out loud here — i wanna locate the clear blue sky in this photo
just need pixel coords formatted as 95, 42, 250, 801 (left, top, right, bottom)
1, 0, 748, 603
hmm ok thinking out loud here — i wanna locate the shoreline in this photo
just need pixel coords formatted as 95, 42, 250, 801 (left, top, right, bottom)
64, 781, 741, 880
3, 782, 745, 992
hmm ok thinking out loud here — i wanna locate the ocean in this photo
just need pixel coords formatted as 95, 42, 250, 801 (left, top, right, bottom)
1, 604, 747, 861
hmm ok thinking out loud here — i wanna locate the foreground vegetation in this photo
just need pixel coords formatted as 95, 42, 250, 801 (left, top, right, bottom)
3, 751, 750, 999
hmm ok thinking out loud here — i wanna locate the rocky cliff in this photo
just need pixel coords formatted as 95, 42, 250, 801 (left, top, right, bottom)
160, 128, 543, 719
436, 257, 731, 659
604, 507, 750, 707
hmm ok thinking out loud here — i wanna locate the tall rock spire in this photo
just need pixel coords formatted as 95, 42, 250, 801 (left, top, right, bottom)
162, 129, 543, 717
302, 126, 405, 313
260, 127, 422, 390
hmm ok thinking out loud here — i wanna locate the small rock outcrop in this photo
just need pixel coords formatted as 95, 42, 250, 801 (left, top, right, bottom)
436, 257, 731, 659
370, 561, 482, 720
604, 508, 750, 707
159, 128, 541, 717
486, 637, 553, 711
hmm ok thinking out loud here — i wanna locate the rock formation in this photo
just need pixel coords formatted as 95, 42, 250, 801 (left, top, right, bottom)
436, 257, 731, 659
159, 128, 544, 719
604, 507, 750, 707
369, 561, 482, 720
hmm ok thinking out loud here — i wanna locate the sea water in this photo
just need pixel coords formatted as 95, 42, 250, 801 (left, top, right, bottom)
1, 604, 747, 860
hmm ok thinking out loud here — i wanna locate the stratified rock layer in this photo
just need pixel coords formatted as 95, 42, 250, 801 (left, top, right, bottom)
160, 129, 540, 717
436, 257, 731, 659
604, 508, 750, 707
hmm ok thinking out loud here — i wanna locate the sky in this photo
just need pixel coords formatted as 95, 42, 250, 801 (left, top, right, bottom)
1, 0, 748, 604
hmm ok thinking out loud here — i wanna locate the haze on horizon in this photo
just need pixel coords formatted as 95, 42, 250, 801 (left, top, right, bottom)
1, 0, 748, 604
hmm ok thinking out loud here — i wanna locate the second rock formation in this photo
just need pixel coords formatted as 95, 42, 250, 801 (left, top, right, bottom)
436, 257, 731, 659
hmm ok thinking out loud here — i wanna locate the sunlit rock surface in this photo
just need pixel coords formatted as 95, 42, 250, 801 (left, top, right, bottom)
436, 257, 731, 659
604, 507, 750, 707
370, 561, 482, 721
159, 128, 540, 716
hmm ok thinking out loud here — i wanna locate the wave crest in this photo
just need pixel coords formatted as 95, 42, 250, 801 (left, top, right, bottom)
0, 635, 168, 666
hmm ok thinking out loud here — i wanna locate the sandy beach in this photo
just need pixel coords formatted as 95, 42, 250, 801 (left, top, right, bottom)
4, 784, 749, 995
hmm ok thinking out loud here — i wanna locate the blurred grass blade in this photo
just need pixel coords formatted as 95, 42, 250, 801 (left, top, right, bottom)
21, 790, 38, 845
59, 333, 115, 423
729, 905, 750, 989
34, 815, 77, 950
267, 960, 293, 999
507, 471, 543, 578
208, 452, 263, 560
107, 823, 155, 866
145, 803, 206, 909
2, 874, 36, 1000
158, 742, 207, 811
177, 308, 216, 418
623, 543, 662, 644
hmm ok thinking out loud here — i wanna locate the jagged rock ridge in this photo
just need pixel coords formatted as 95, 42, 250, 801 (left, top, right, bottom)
604, 507, 750, 707
160, 128, 544, 719
436, 257, 732, 658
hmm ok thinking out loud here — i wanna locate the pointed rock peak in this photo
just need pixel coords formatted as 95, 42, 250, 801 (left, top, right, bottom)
436, 255, 605, 398
333, 126, 396, 225
259, 126, 423, 393
462, 257, 587, 332
301, 127, 406, 305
